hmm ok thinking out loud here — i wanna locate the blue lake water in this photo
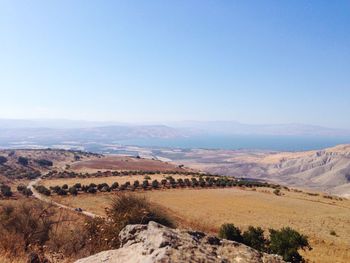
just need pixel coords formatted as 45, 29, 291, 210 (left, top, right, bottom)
118, 135, 350, 151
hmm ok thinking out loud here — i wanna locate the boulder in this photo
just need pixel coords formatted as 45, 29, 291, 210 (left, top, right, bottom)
75, 221, 285, 263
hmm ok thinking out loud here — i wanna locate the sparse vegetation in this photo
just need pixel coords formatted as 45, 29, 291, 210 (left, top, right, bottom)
18, 156, 29, 166
34, 185, 51, 196
0, 184, 13, 198
0, 199, 95, 262
269, 227, 311, 263
0, 156, 8, 165
218, 223, 310, 263
218, 223, 243, 242
17, 184, 33, 197
242, 226, 267, 252
35, 159, 53, 167
81, 193, 175, 253
273, 189, 281, 196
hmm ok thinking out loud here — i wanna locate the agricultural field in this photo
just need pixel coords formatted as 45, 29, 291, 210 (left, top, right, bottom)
69, 155, 185, 173
51, 186, 350, 263
39, 173, 193, 189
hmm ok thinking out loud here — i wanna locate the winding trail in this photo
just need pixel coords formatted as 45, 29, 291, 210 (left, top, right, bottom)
28, 176, 98, 218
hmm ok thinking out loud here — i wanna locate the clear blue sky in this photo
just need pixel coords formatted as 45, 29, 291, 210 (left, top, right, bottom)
0, 1, 349, 128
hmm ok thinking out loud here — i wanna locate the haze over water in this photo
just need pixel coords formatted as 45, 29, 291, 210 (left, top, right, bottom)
118, 135, 350, 152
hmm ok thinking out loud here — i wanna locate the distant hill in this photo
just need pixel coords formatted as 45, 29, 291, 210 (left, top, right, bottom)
168, 120, 350, 137
1, 119, 350, 151
179, 144, 350, 197
0, 124, 186, 148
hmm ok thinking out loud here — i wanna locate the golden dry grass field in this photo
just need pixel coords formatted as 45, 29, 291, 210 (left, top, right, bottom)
50, 186, 350, 263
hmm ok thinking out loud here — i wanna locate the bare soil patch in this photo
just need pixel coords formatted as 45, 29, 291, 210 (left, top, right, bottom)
70, 156, 184, 173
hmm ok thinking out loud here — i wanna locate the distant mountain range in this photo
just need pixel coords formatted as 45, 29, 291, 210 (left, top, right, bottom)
167, 121, 350, 137
0, 119, 350, 150
1, 119, 350, 136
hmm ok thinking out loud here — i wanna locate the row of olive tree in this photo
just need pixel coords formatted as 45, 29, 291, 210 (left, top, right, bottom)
45, 169, 213, 179
46, 176, 280, 197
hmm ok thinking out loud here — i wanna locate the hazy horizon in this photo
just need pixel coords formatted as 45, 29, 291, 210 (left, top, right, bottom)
1, 117, 350, 130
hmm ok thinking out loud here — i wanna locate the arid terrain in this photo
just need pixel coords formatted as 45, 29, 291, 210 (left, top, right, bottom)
143, 144, 350, 197
1, 148, 350, 263
49, 184, 350, 263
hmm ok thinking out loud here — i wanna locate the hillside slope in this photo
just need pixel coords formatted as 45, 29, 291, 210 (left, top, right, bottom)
175, 145, 350, 197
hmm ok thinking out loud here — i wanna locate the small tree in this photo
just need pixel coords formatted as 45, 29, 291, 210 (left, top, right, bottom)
69, 187, 78, 196
133, 180, 140, 188
87, 187, 97, 194
111, 182, 119, 190
273, 189, 281, 196
142, 180, 149, 190
0, 185, 13, 197
151, 180, 159, 189
89, 183, 97, 188
242, 226, 267, 252
74, 183, 82, 190
18, 156, 29, 166
35, 159, 53, 167
17, 184, 27, 192
23, 188, 33, 197
218, 223, 243, 243
0, 156, 7, 165
161, 179, 167, 187
268, 227, 311, 263
57, 189, 67, 196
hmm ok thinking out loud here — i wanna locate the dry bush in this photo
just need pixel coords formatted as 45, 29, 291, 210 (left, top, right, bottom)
46, 210, 91, 260
0, 200, 55, 256
107, 193, 175, 228
82, 193, 175, 254
0, 200, 92, 262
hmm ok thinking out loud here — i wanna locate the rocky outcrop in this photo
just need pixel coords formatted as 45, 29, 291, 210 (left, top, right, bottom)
75, 221, 285, 263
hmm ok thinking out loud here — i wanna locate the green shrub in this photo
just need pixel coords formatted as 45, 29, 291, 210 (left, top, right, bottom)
142, 180, 149, 189
35, 185, 51, 196
17, 185, 33, 197
111, 182, 119, 190
18, 156, 29, 166
268, 227, 311, 263
242, 226, 267, 252
87, 187, 97, 194
35, 159, 53, 167
151, 180, 159, 189
74, 183, 82, 189
0, 184, 13, 197
133, 180, 140, 188
22, 188, 33, 197
69, 187, 78, 196
17, 184, 27, 192
0, 156, 7, 165
218, 223, 243, 242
